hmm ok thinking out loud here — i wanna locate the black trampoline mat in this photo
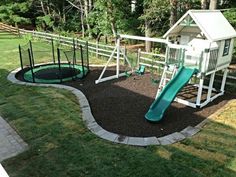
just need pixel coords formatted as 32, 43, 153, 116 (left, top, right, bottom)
34, 67, 80, 80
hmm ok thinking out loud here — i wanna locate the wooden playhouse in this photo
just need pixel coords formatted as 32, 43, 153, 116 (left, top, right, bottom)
162, 10, 236, 108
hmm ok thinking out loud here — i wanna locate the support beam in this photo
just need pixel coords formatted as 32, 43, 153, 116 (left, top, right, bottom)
207, 72, 215, 101
95, 46, 118, 84
119, 34, 167, 43
220, 69, 228, 92
196, 77, 204, 106
116, 37, 120, 77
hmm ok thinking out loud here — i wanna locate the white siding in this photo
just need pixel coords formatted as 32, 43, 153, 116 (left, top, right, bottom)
216, 39, 234, 68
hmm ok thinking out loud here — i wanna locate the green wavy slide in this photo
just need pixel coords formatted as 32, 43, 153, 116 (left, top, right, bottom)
145, 66, 198, 122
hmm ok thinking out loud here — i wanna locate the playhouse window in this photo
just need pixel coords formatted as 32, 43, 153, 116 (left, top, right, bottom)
223, 39, 231, 56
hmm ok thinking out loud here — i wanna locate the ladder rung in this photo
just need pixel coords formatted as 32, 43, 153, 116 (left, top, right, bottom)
166, 71, 173, 74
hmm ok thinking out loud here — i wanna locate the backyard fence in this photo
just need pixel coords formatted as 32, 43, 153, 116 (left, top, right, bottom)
1, 23, 236, 83
0, 22, 20, 36
19, 28, 126, 61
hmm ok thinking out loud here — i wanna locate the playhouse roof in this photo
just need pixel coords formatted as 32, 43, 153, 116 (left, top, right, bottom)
163, 10, 236, 42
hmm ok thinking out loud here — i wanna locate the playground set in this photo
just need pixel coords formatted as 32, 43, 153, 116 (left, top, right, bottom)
18, 39, 89, 84
16, 10, 236, 125
95, 10, 236, 122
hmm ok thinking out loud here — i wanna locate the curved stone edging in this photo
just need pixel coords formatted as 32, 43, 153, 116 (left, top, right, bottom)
8, 67, 209, 146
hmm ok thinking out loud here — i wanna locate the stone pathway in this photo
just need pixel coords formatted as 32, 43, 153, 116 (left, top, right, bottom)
0, 116, 28, 162
8, 67, 211, 146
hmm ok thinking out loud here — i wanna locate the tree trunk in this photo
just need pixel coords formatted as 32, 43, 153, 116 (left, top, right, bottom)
88, 0, 93, 11
110, 22, 116, 36
40, 1, 47, 16
145, 20, 152, 52
84, 0, 91, 38
131, 0, 137, 13
62, 0, 66, 23
107, 2, 117, 36
170, 0, 178, 27
201, 0, 208, 9
78, 0, 85, 37
209, 0, 217, 10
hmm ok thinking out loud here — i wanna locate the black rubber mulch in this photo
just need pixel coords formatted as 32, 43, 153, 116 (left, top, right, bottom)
16, 66, 236, 137
63, 67, 236, 137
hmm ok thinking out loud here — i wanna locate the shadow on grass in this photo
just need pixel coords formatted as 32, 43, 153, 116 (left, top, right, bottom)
1, 67, 236, 177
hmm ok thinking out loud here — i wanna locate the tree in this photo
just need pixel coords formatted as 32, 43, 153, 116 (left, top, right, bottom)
88, 0, 137, 41
0, 1, 32, 26
201, 0, 208, 9
170, 0, 178, 27
209, 0, 217, 9
140, 0, 169, 52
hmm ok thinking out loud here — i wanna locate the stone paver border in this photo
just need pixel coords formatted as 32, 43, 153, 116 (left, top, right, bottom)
8, 67, 220, 146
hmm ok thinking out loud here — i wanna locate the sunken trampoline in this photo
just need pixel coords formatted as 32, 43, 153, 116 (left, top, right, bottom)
18, 39, 89, 83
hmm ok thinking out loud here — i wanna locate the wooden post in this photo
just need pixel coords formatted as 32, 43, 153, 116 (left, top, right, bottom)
124, 45, 127, 65
86, 41, 89, 70
51, 38, 55, 63
137, 48, 141, 68
96, 40, 99, 58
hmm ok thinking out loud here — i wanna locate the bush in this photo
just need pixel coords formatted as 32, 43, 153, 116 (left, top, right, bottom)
224, 9, 236, 28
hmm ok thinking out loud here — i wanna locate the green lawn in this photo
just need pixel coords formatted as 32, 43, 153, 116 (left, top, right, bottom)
0, 33, 236, 177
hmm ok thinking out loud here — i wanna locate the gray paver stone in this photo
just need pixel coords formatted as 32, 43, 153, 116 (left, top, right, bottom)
144, 137, 160, 145
180, 126, 200, 137
114, 135, 129, 144
128, 137, 145, 146
100, 132, 118, 142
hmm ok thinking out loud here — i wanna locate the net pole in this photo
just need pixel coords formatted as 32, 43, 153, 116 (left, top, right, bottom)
19, 45, 23, 70
29, 40, 35, 67
86, 41, 89, 70
73, 38, 76, 65
72, 38, 76, 80
57, 48, 62, 83
80, 45, 85, 77
28, 48, 35, 83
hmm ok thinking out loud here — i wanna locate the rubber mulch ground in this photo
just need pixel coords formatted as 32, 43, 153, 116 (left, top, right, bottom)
17, 66, 236, 137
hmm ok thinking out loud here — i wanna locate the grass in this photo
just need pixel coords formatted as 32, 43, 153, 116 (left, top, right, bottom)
0, 33, 236, 177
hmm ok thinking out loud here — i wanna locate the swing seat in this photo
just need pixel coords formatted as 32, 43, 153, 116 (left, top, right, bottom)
135, 65, 145, 75
125, 71, 132, 77
151, 78, 160, 84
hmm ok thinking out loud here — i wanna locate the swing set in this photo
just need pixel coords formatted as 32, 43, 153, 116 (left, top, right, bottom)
95, 34, 167, 84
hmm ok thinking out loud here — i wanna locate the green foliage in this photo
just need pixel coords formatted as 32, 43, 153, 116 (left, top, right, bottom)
224, 9, 236, 28
88, 0, 140, 38
36, 15, 54, 30
140, 0, 170, 35
223, 10, 236, 61
0, 0, 235, 41
177, 0, 201, 17
0, 1, 31, 25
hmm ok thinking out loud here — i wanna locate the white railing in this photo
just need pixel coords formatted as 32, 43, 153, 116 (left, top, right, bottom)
138, 49, 165, 69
